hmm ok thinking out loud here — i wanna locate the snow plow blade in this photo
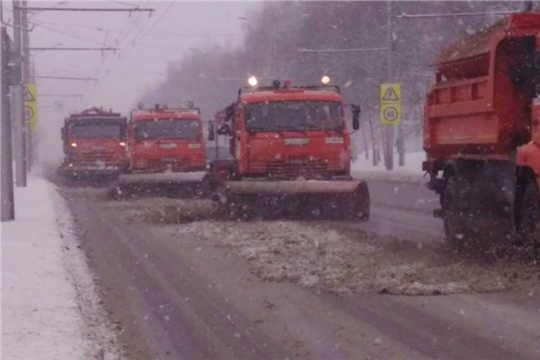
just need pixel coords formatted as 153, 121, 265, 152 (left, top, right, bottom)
109, 172, 207, 198
58, 165, 121, 187
213, 180, 370, 220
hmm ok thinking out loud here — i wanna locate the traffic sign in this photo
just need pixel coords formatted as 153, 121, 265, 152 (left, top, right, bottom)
381, 104, 401, 125
24, 105, 34, 121
24, 84, 37, 130
380, 83, 401, 125
23, 85, 35, 102
380, 83, 401, 103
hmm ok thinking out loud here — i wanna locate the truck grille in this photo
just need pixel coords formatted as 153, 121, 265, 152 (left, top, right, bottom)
146, 158, 186, 172
73, 150, 118, 164
265, 158, 329, 177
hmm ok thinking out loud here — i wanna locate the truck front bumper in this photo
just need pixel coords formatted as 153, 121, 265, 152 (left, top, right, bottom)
61, 164, 121, 178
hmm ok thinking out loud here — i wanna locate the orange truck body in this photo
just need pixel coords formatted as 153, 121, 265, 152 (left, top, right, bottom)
423, 13, 540, 242
60, 107, 128, 178
127, 107, 206, 173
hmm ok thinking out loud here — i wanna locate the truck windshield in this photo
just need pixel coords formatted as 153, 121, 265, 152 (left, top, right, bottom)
245, 101, 343, 132
71, 124, 124, 139
134, 119, 201, 140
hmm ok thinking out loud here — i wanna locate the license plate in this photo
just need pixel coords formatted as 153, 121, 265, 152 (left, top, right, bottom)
161, 158, 177, 162
284, 138, 309, 146
160, 143, 178, 149
325, 137, 344, 144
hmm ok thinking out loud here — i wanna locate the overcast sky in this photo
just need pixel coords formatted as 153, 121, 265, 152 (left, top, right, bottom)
2, 0, 256, 161
4, 1, 255, 112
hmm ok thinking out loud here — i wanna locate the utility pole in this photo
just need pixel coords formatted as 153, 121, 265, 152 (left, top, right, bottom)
385, 0, 394, 171
12, 0, 26, 186
1, 26, 15, 220
22, 0, 32, 172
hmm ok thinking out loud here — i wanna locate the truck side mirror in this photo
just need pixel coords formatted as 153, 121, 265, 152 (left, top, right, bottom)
217, 124, 232, 136
208, 124, 215, 141
351, 105, 361, 130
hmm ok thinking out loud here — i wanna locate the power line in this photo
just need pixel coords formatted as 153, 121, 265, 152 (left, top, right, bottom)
96, 2, 164, 76
30, 47, 118, 51
298, 47, 388, 53
35, 75, 98, 81
29, 19, 242, 37
30, 21, 116, 47
20, 7, 155, 13
110, 1, 141, 8
40, 94, 84, 97
33, 62, 87, 77
98, 2, 173, 82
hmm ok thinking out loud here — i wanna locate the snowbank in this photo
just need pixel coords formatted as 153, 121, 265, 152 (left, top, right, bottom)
1, 171, 120, 359
351, 151, 427, 184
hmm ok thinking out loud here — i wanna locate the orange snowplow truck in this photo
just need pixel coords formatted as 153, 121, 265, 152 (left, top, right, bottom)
111, 102, 207, 196
207, 77, 369, 220
423, 12, 540, 248
60, 107, 128, 180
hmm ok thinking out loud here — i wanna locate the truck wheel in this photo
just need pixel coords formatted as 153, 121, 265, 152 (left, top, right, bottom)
442, 176, 468, 248
516, 182, 540, 250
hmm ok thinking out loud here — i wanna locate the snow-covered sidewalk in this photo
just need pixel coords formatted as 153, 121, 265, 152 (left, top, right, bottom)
1, 171, 120, 360
352, 151, 428, 184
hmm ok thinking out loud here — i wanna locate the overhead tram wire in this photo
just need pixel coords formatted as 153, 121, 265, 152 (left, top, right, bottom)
114, 1, 153, 49
96, 2, 173, 83
28, 18, 241, 37
102, 1, 162, 69
30, 21, 118, 47
64, 0, 160, 97
86, 1, 168, 96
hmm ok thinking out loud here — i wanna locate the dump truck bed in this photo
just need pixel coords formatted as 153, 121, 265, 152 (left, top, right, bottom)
424, 13, 540, 162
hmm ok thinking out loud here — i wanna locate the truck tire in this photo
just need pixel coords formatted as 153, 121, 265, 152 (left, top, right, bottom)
516, 181, 540, 251
442, 176, 469, 248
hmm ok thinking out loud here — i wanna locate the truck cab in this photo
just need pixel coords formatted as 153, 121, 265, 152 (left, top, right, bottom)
60, 107, 128, 179
210, 78, 360, 181
127, 103, 206, 173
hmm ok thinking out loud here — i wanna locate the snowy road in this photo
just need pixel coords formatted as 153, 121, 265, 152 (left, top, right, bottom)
59, 182, 540, 360
355, 179, 443, 242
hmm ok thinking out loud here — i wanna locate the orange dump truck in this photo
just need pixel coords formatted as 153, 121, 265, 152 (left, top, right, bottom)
111, 103, 207, 197
206, 77, 369, 220
60, 107, 128, 181
423, 12, 540, 249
